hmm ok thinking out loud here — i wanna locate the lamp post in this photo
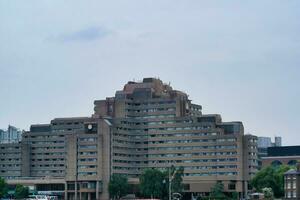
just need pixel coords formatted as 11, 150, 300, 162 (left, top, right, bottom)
169, 165, 177, 200
169, 167, 172, 200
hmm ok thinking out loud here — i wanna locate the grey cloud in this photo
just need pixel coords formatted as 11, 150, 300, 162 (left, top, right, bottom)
53, 26, 110, 43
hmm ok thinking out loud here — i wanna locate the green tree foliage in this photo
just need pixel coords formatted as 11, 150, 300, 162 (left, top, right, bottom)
108, 174, 130, 200
262, 187, 273, 200
251, 165, 292, 198
140, 168, 165, 199
230, 192, 238, 200
139, 167, 184, 200
209, 182, 226, 199
15, 184, 29, 199
0, 177, 8, 198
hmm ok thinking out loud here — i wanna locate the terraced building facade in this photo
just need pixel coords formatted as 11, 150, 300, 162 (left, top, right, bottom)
0, 78, 258, 200
94, 78, 258, 198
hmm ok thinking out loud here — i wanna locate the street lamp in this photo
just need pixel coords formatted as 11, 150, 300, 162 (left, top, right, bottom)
169, 165, 177, 200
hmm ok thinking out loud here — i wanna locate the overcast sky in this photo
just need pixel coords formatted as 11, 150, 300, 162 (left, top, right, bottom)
0, 1, 299, 145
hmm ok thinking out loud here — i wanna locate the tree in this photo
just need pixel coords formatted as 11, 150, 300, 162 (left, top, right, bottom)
231, 192, 238, 200
251, 165, 292, 198
0, 177, 8, 198
210, 182, 226, 199
262, 187, 273, 200
108, 174, 130, 200
15, 184, 29, 199
140, 168, 165, 199
139, 167, 184, 200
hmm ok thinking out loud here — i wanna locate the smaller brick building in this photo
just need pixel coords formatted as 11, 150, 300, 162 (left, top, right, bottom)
284, 164, 300, 199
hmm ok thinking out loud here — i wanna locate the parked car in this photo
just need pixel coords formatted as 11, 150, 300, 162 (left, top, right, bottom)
27, 195, 48, 200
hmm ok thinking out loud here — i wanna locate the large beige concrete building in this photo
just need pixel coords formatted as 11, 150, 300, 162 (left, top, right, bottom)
0, 78, 258, 200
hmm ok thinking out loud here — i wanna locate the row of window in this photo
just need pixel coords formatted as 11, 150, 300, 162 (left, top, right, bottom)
113, 158, 238, 164
0, 170, 21, 173
184, 165, 237, 170
31, 158, 64, 162
184, 172, 237, 176
31, 164, 64, 167
148, 158, 238, 164
77, 172, 97, 176
147, 151, 238, 158
113, 165, 237, 171
79, 158, 97, 162
126, 114, 176, 119
148, 145, 237, 151
114, 132, 219, 139
0, 146, 19, 150
148, 138, 236, 145
286, 190, 297, 198
113, 146, 148, 151
79, 151, 97, 156
1, 164, 20, 167
32, 146, 64, 150
52, 121, 83, 126
78, 165, 97, 169
119, 119, 194, 125
126, 101, 176, 106
114, 151, 237, 159
0, 158, 20, 161
248, 152, 257, 156
114, 153, 147, 158
116, 126, 212, 132
286, 176, 297, 179
26, 135, 64, 139
51, 128, 82, 132
113, 145, 237, 152
126, 107, 176, 113
114, 138, 236, 145
31, 152, 64, 156
32, 170, 64, 174
78, 145, 97, 149
286, 181, 297, 189
30, 141, 64, 144
0, 152, 20, 156
78, 137, 97, 142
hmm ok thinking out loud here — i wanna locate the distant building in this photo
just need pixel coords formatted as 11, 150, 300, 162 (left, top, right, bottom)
0, 125, 22, 144
284, 163, 300, 199
0, 78, 258, 200
257, 136, 282, 169
275, 136, 282, 147
257, 137, 272, 149
262, 146, 300, 168
0, 129, 5, 142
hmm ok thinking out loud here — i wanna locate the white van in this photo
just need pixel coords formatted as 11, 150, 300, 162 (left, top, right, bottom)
27, 195, 48, 200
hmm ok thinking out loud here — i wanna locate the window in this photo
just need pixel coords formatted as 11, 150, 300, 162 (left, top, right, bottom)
228, 182, 236, 190
79, 145, 97, 149
67, 183, 75, 190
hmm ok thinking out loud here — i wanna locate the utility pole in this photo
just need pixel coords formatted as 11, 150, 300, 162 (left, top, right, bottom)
169, 167, 172, 200
169, 165, 178, 200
